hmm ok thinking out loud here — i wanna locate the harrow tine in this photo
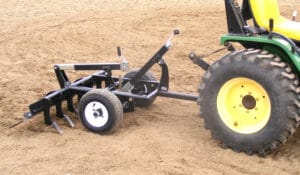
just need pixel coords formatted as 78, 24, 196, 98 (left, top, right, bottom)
63, 114, 75, 128
54, 99, 75, 128
52, 121, 63, 134
24, 112, 34, 119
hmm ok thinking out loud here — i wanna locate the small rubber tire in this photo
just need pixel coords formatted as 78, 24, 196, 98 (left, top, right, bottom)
199, 49, 300, 155
122, 69, 157, 107
78, 89, 123, 134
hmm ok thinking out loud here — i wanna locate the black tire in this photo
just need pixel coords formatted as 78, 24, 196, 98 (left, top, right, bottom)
78, 89, 123, 134
199, 49, 300, 155
122, 69, 157, 107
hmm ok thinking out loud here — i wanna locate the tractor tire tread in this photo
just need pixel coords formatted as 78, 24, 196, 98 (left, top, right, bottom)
199, 48, 300, 155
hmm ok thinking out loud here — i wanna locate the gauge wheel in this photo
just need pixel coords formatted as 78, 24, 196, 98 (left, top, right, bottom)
78, 89, 123, 134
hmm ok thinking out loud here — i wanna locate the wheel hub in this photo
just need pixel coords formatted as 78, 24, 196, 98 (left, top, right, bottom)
242, 95, 256, 110
217, 77, 271, 134
132, 83, 148, 95
93, 108, 103, 118
84, 101, 109, 127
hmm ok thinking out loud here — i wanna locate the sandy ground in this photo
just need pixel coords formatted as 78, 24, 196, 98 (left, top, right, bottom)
1, 0, 300, 174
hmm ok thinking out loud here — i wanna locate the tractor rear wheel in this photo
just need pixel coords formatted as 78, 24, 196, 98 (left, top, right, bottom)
199, 49, 300, 155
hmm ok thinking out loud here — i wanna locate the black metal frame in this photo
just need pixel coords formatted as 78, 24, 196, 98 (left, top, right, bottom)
224, 0, 269, 35
224, 0, 248, 34
24, 30, 199, 131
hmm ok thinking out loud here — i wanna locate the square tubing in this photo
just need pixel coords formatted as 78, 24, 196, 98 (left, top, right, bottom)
158, 91, 198, 101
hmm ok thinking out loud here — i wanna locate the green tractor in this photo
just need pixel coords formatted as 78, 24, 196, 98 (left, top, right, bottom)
198, 0, 300, 155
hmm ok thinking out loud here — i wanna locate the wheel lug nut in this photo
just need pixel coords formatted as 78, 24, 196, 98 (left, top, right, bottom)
234, 121, 238, 127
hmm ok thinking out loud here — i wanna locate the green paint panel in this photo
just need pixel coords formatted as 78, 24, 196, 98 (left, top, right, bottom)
221, 35, 300, 71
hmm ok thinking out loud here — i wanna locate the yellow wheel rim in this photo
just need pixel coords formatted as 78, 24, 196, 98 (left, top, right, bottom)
217, 78, 271, 134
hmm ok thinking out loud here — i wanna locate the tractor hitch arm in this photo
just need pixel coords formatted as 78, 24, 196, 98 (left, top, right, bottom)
189, 52, 210, 70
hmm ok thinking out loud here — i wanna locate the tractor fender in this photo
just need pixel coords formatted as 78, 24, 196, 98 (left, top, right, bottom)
221, 35, 300, 73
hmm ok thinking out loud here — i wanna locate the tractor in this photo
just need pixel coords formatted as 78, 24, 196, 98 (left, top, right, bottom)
198, 0, 300, 155
22, 0, 300, 155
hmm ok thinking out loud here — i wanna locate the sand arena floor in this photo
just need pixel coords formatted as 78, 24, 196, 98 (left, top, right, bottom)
0, 0, 300, 174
